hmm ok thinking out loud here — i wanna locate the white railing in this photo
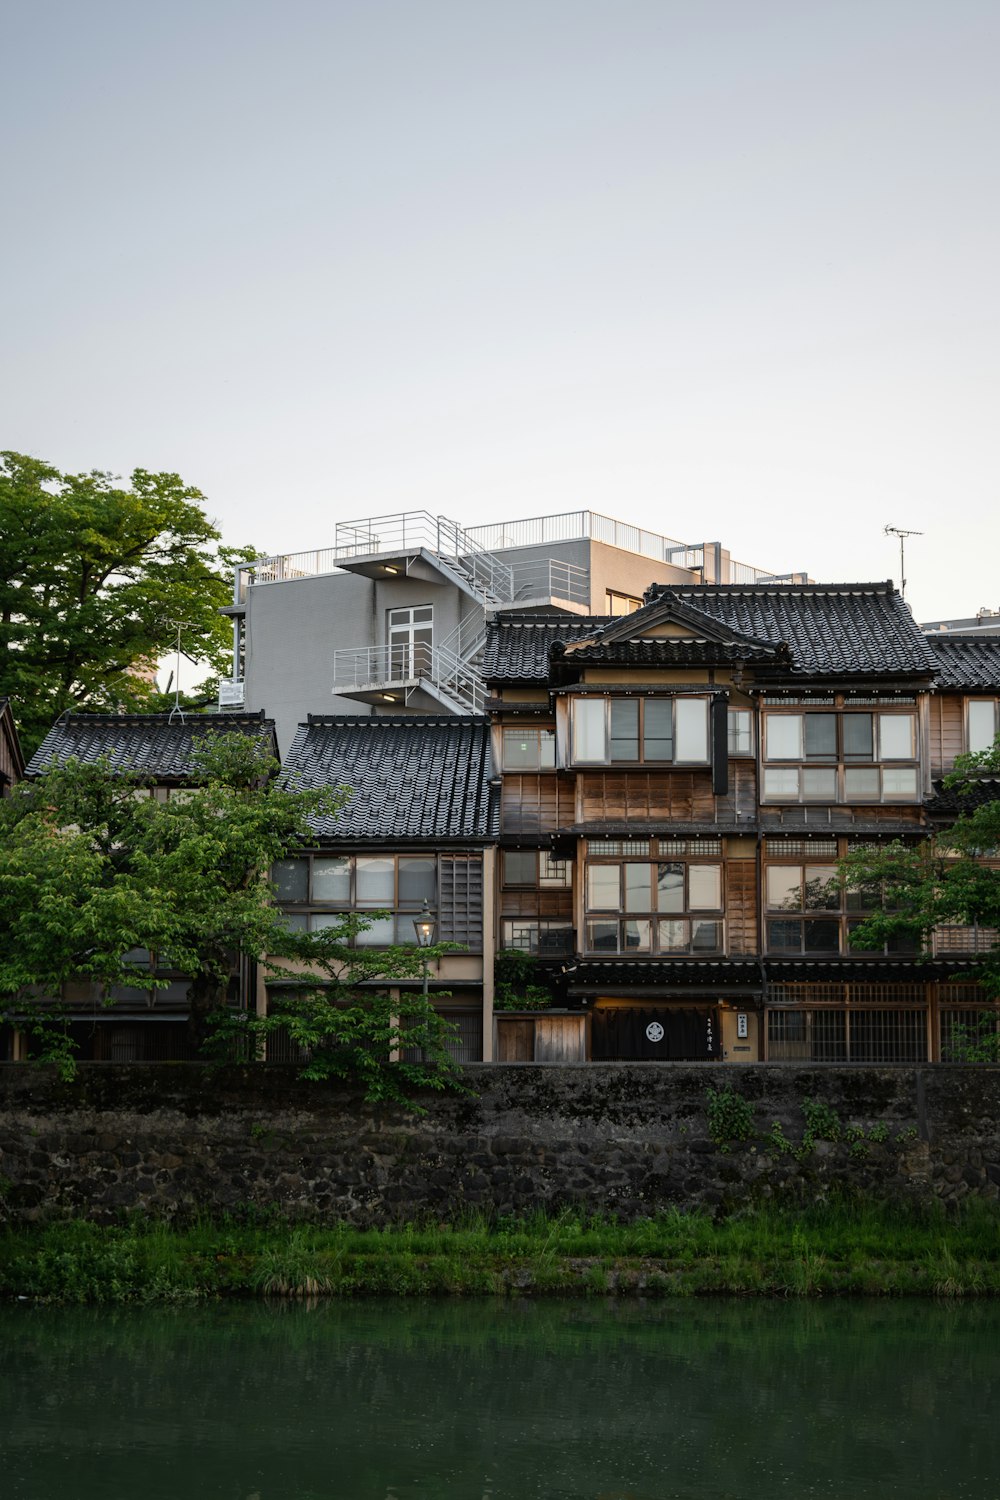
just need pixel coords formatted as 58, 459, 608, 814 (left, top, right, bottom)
238, 511, 514, 606
467, 510, 688, 561
438, 608, 488, 663
509, 558, 590, 607
331, 642, 485, 714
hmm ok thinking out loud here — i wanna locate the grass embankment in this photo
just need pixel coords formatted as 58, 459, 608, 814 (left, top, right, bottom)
3, 1201, 1000, 1302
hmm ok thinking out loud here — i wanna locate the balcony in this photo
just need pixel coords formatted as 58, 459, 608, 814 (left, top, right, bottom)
235, 511, 515, 608
331, 642, 485, 715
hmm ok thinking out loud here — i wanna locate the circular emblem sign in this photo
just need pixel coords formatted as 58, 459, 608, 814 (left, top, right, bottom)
645, 1021, 665, 1043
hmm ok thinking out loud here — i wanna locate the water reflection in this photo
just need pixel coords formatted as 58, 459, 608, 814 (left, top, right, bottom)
2, 1298, 999, 1499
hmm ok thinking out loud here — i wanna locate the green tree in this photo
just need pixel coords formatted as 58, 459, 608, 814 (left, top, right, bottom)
0, 451, 254, 755
841, 741, 1000, 1002
0, 734, 463, 1100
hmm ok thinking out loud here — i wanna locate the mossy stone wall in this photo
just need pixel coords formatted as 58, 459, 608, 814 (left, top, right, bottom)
1, 1063, 998, 1224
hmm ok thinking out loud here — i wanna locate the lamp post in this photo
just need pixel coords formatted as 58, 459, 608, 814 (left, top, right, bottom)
413, 901, 437, 1000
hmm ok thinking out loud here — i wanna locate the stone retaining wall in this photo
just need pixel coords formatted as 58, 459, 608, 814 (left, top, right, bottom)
1, 1063, 998, 1224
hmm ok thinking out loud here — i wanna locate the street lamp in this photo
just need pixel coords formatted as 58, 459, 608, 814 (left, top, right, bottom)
413, 901, 437, 999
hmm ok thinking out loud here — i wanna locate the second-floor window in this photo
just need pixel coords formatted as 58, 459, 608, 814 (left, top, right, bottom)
764, 861, 917, 955
273, 853, 443, 946
584, 856, 723, 954
571, 695, 710, 766
968, 699, 999, 754
762, 708, 919, 802
502, 728, 556, 770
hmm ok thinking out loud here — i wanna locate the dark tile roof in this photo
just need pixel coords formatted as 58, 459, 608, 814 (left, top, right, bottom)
640, 582, 937, 678
26, 712, 277, 780
567, 959, 763, 993
925, 776, 1000, 820
925, 634, 1000, 691
482, 616, 607, 682
555, 639, 786, 669
484, 585, 937, 683
282, 714, 496, 841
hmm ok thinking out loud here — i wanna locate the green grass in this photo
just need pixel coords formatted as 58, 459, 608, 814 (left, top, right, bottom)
2, 1199, 999, 1303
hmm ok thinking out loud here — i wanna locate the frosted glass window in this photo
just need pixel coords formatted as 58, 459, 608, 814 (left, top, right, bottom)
882, 767, 918, 797
766, 867, 802, 910
310, 912, 346, 932
675, 698, 709, 761
623, 863, 652, 909
763, 768, 800, 797
968, 700, 997, 753
355, 914, 396, 946
573, 699, 606, 762
688, 865, 722, 910
656, 864, 685, 913
502, 729, 556, 769
879, 715, 915, 760
272, 860, 308, 901
356, 857, 394, 905
398, 857, 435, 905
279, 912, 309, 933
765, 716, 802, 760
802, 768, 837, 799
312, 857, 351, 902
844, 768, 880, 799
728, 710, 753, 756
587, 866, 620, 909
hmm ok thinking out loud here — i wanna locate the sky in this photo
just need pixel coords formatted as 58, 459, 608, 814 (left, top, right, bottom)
2, 0, 998, 629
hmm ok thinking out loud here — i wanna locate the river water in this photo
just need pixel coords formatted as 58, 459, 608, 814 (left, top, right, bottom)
2, 1298, 998, 1499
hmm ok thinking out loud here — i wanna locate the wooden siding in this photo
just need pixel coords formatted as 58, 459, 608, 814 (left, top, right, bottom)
534, 1015, 586, 1062
501, 775, 575, 833
578, 769, 716, 824
500, 890, 574, 919
929, 694, 965, 776
759, 804, 926, 830
496, 1018, 534, 1062
725, 860, 758, 955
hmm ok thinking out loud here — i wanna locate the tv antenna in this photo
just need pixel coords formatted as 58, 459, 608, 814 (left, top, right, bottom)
884, 526, 923, 598
167, 620, 196, 723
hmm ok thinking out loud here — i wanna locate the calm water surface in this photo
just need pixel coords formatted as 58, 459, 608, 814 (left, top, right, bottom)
2, 1298, 999, 1499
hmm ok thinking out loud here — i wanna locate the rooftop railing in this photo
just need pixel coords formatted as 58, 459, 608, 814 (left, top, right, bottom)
235, 508, 799, 602
235, 511, 514, 605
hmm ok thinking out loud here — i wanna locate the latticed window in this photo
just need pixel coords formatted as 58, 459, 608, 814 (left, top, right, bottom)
767, 1008, 927, 1063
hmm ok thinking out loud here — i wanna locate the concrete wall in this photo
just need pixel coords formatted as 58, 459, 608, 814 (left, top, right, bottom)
2, 1064, 998, 1225
244, 571, 375, 753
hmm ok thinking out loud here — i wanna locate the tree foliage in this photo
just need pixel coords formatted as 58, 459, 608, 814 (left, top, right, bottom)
841, 741, 1000, 999
0, 451, 255, 755
0, 734, 464, 1100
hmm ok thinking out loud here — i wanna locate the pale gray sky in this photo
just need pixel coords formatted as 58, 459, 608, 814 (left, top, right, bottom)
3, 0, 997, 625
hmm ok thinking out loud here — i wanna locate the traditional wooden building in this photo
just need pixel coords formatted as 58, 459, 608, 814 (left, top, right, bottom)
483, 582, 1000, 1064
0, 698, 25, 796
273, 714, 497, 1061
6, 712, 278, 1062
